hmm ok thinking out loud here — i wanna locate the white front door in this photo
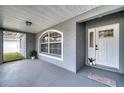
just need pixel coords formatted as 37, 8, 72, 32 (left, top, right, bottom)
88, 23, 119, 69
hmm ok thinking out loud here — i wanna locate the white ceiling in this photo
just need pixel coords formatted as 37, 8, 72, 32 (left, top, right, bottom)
0, 5, 99, 33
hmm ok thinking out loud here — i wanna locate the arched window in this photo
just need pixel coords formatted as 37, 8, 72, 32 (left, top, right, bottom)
39, 30, 63, 61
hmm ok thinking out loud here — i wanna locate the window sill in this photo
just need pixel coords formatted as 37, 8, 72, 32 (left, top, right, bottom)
39, 53, 63, 61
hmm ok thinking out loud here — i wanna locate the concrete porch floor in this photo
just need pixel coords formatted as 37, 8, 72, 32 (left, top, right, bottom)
0, 59, 124, 87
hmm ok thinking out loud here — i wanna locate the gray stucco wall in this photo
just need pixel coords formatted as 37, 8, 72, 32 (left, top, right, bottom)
20, 34, 26, 57
36, 6, 124, 73
26, 33, 36, 58
36, 19, 77, 73
0, 31, 3, 64
85, 11, 124, 74
76, 23, 86, 72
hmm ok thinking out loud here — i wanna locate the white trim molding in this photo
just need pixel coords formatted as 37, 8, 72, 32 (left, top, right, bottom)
38, 29, 63, 61
88, 23, 119, 69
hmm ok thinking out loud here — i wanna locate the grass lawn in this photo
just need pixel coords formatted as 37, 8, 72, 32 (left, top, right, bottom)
3, 52, 25, 63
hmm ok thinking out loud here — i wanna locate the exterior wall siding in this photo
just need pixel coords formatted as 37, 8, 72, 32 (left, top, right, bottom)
0, 31, 3, 64
4, 40, 20, 53
20, 34, 26, 57
36, 19, 77, 73
76, 23, 86, 72
26, 33, 36, 59
36, 6, 124, 73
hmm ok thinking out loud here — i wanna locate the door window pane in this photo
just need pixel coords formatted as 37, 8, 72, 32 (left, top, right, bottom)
99, 29, 113, 38
105, 29, 113, 37
99, 31, 104, 38
90, 32, 94, 48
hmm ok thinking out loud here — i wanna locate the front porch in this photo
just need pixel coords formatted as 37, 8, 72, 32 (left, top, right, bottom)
0, 59, 124, 87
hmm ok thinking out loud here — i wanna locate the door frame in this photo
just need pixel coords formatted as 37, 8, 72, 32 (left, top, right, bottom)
87, 23, 119, 69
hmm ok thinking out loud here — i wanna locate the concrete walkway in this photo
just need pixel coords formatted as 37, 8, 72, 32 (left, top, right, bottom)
0, 59, 124, 87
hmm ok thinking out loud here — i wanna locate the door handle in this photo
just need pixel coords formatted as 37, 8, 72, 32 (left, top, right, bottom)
95, 45, 99, 50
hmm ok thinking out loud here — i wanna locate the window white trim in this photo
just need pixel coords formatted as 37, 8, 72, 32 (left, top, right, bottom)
38, 29, 63, 61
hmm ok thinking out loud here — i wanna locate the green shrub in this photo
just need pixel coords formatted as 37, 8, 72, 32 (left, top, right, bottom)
29, 50, 37, 58
3, 52, 25, 63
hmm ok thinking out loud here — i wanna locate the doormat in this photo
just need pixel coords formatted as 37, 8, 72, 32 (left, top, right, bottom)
88, 73, 117, 87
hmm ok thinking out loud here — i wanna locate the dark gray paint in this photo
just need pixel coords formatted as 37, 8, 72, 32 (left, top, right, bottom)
76, 23, 86, 72
0, 31, 3, 64
26, 33, 36, 58
85, 11, 124, 74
